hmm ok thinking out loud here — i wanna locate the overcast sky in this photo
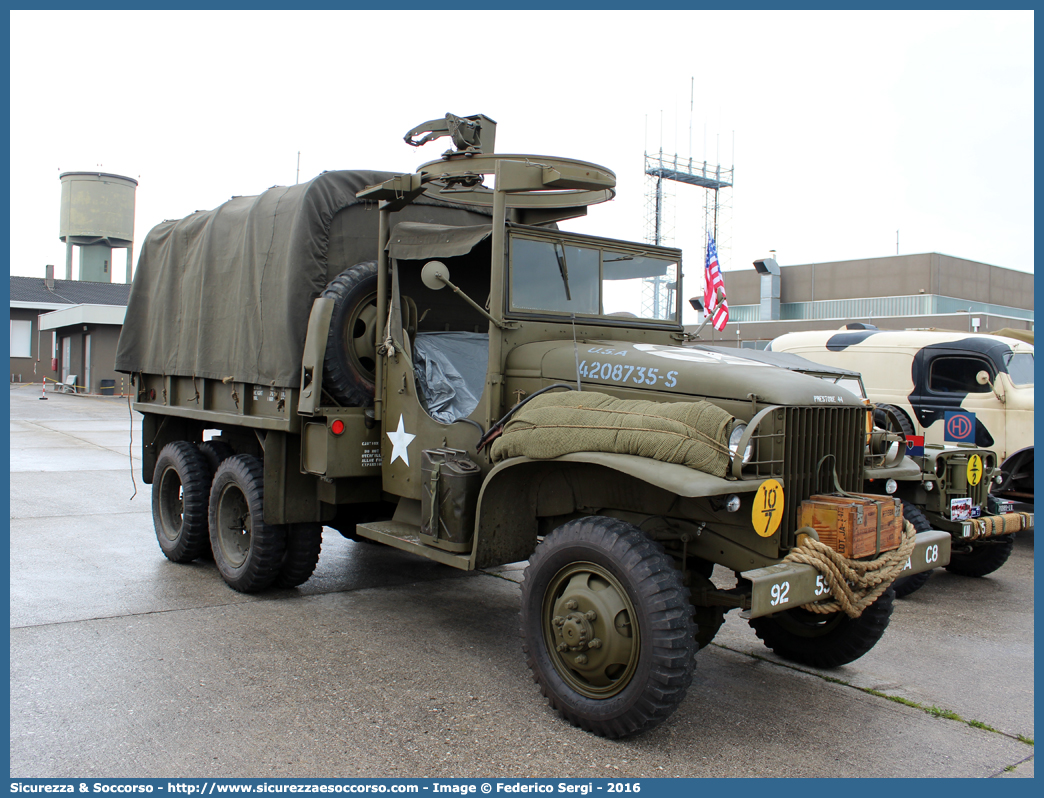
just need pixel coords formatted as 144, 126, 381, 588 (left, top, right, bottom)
9, 9, 1033, 324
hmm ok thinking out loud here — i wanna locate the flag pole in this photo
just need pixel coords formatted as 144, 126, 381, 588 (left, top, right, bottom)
691, 287, 725, 338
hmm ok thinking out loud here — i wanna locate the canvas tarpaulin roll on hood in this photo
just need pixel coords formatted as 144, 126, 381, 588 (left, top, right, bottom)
115, 170, 492, 388
489, 390, 735, 477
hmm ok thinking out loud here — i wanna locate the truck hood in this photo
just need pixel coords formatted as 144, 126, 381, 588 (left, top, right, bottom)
505, 340, 866, 409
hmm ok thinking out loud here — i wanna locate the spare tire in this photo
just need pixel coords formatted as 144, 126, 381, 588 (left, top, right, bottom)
873, 404, 914, 438
322, 261, 379, 406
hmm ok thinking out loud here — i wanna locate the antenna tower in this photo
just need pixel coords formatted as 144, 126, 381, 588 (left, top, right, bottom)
643, 84, 733, 319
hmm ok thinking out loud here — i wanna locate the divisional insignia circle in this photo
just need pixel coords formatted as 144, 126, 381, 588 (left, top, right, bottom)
944, 410, 976, 443
967, 454, 983, 486
752, 479, 785, 538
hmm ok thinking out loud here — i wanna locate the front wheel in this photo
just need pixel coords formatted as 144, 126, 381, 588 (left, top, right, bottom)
520, 516, 696, 738
946, 535, 1014, 577
748, 586, 896, 668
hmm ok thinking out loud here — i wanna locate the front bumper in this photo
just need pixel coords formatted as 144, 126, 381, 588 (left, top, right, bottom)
740, 529, 950, 619
962, 510, 1033, 540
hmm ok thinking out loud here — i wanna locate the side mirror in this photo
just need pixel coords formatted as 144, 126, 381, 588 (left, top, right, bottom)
688, 297, 704, 312
421, 260, 450, 290
976, 369, 1006, 403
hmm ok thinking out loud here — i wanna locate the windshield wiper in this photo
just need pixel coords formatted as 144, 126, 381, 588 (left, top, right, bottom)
554, 242, 572, 301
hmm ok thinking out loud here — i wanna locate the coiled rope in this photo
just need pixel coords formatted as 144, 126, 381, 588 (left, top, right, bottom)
784, 519, 917, 618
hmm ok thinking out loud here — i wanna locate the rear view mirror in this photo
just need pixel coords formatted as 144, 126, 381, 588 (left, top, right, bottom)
421, 260, 450, 291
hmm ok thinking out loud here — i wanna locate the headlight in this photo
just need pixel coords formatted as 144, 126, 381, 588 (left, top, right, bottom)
885, 479, 898, 494
729, 423, 754, 464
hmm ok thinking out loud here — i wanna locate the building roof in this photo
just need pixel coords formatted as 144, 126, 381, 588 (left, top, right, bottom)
10, 276, 131, 308
39, 304, 127, 331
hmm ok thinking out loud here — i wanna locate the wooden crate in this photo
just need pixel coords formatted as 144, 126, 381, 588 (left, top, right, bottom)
797, 493, 904, 558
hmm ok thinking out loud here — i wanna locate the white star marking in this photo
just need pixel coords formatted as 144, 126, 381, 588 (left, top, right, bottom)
386, 415, 416, 467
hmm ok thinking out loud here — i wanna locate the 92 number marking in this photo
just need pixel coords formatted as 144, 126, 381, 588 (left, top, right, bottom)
770, 581, 790, 607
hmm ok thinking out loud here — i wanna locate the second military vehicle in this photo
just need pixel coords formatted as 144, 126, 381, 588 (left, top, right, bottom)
770, 326, 1034, 504
689, 344, 1031, 596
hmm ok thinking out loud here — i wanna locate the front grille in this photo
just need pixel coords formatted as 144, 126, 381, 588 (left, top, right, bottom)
746, 406, 866, 538
941, 452, 991, 517
782, 407, 865, 535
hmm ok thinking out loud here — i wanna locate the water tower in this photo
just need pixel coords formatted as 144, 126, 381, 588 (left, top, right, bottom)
59, 171, 138, 283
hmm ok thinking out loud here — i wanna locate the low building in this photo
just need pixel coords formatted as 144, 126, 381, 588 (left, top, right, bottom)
10, 271, 130, 393
687, 253, 1034, 348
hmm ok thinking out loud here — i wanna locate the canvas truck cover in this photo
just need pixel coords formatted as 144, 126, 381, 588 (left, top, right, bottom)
115, 170, 491, 387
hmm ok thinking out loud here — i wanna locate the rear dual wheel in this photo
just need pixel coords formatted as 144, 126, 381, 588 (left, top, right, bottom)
520, 516, 696, 738
277, 523, 323, 588
208, 455, 287, 593
152, 442, 212, 563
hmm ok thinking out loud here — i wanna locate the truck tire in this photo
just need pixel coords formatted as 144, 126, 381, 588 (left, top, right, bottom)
275, 523, 323, 588
945, 535, 1014, 578
152, 441, 213, 563
208, 454, 287, 593
198, 440, 235, 474
748, 586, 896, 669
520, 516, 697, 738
322, 262, 379, 406
873, 404, 914, 437
892, 501, 933, 598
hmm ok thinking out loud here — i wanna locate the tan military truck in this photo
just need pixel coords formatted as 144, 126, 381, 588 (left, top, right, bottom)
769, 326, 1034, 504
115, 114, 946, 738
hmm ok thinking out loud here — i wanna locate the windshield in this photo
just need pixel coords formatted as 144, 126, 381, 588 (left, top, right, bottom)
1005, 352, 1034, 385
509, 235, 679, 323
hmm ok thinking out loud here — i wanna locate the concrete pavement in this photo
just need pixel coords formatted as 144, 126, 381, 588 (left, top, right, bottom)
9, 385, 1034, 778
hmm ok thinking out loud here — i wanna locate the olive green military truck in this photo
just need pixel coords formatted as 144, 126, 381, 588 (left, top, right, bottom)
115, 114, 947, 738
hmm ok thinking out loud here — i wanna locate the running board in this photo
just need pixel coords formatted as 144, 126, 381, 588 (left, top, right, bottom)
354, 520, 473, 571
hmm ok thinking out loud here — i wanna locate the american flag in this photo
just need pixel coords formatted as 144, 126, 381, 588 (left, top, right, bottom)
704, 236, 728, 331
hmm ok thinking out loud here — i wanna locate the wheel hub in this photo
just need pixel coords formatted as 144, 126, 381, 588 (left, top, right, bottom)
158, 467, 185, 540
217, 486, 252, 568
346, 297, 378, 375
555, 609, 598, 652
543, 562, 639, 698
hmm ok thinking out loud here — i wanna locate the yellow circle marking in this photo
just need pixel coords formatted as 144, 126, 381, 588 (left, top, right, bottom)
752, 479, 785, 538
967, 454, 983, 487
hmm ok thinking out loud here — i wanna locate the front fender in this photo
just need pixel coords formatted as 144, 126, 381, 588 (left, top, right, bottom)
546, 452, 766, 497
472, 453, 766, 568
